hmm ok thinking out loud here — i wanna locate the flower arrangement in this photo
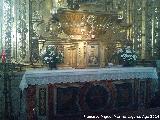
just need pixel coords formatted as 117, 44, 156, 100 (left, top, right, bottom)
116, 46, 137, 66
41, 45, 63, 69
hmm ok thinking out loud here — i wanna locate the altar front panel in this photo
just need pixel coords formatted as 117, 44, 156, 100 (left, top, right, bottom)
20, 67, 158, 120
25, 79, 153, 120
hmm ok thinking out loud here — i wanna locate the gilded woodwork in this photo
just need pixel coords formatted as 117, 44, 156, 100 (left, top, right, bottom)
58, 10, 119, 38
2, 0, 12, 63
0, 0, 159, 65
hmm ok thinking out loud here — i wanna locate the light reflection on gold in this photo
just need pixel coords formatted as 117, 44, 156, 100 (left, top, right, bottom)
58, 10, 119, 40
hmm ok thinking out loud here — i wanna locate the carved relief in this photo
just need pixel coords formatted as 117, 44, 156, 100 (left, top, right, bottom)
58, 10, 118, 39
17, 19, 28, 59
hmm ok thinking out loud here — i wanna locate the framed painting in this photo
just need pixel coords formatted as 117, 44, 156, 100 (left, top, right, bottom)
115, 82, 133, 111
39, 88, 47, 116
87, 44, 99, 66
56, 87, 80, 115
79, 84, 111, 112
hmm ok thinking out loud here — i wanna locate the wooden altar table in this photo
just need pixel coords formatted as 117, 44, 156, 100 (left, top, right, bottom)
19, 67, 158, 120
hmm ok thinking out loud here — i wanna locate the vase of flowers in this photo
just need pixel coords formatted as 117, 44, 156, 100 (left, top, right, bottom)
41, 45, 63, 70
116, 46, 137, 67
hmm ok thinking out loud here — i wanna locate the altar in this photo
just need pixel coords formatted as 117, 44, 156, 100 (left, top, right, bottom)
19, 67, 158, 120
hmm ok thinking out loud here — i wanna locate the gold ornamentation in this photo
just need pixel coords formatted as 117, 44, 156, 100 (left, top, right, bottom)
58, 10, 119, 39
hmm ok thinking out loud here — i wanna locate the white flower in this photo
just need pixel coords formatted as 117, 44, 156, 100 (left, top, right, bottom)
126, 46, 131, 50
133, 55, 137, 60
117, 48, 123, 54
117, 46, 137, 63
49, 51, 55, 56
121, 54, 124, 57
40, 48, 47, 56
126, 50, 132, 53
44, 57, 49, 60
48, 45, 55, 48
60, 52, 63, 56
42, 45, 64, 64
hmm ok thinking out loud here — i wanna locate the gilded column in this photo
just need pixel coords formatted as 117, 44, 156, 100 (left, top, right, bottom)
30, 0, 53, 63
154, 1, 160, 59
99, 41, 105, 67
145, 0, 160, 59
0, 0, 3, 55
151, 0, 160, 59
77, 42, 85, 68
2, 0, 13, 63
132, 0, 143, 59
145, 0, 153, 59
141, 0, 146, 59
17, 0, 30, 63
11, 0, 17, 62
126, 0, 133, 40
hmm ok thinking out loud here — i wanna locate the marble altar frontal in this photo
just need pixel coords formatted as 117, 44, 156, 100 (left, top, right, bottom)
19, 67, 158, 120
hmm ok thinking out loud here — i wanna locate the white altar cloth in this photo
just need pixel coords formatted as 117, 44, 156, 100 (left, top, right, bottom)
19, 67, 158, 91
